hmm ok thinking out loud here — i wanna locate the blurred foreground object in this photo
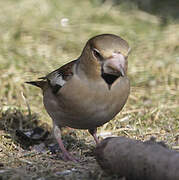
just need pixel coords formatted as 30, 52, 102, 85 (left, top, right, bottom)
95, 136, 179, 180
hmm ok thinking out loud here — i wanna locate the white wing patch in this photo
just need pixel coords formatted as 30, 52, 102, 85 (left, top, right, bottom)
50, 71, 66, 87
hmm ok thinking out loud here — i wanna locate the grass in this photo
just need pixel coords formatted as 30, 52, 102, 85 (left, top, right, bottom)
0, 0, 179, 179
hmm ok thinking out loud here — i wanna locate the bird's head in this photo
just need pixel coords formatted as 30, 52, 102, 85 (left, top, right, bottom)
79, 34, 131, 89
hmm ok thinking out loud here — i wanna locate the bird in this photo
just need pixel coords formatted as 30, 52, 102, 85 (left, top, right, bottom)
26, 34, 131, 162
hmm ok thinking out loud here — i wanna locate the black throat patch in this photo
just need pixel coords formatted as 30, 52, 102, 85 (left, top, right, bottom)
101, 73, 119, 90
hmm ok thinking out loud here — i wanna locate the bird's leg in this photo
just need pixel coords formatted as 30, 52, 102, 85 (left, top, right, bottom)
53, 124, 78, 162
88, 128, 100, 144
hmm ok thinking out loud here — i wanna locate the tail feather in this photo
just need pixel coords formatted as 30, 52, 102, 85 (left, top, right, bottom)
25, 81, 46, 89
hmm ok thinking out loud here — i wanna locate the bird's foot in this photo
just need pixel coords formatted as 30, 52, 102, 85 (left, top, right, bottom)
56, 138, 79, 162
88, 128, 100, 144
93, 134, 100, 144
53, 124, 79, 162
62, 151, 79, 163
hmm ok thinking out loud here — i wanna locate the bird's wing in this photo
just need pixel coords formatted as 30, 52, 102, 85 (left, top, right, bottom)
26, 60, 78, 94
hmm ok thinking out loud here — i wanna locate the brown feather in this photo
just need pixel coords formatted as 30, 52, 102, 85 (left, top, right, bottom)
45, 60, 77, 82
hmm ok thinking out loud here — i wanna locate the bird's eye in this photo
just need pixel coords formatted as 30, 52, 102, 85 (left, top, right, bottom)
92, 48, 102, 60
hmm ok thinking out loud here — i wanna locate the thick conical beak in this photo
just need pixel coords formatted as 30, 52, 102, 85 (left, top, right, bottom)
102, 53, 126, 77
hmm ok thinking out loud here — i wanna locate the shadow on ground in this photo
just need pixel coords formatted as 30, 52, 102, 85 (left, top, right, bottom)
0, 108, 120, 180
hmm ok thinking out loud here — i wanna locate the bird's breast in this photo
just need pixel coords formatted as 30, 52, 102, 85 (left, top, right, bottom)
43, 74, 130, 129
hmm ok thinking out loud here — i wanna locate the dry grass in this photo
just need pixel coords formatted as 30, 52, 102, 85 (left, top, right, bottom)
0, 0, 179, 179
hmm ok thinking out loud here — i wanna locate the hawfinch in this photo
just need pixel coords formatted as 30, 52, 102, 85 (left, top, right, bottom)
27, 34, 131, 162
